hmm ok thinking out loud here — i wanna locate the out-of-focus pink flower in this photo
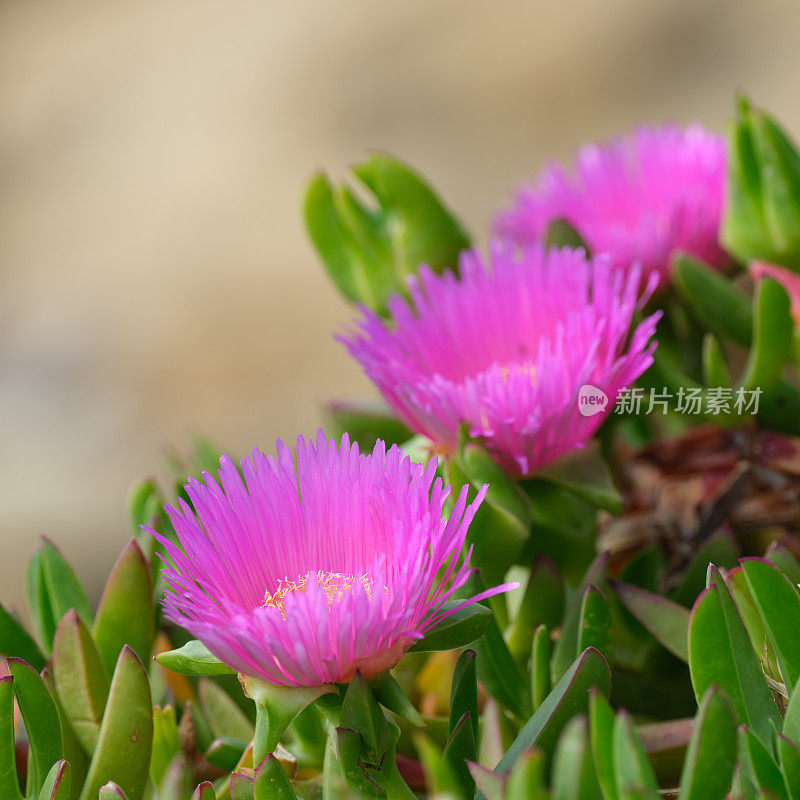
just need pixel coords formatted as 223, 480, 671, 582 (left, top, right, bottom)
750, 261, 800, 323
341, 242, 661, 476
150, 431, 513, 687
495, 124, 728, 287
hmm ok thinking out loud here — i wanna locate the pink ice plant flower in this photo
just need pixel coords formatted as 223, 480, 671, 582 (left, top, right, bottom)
495, 124, 728, 287
150, 431, 514, 687
341, 242, 661, 476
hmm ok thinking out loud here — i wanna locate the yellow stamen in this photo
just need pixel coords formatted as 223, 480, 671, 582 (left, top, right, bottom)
497, 363, 537, 384
264, 570, 374, 618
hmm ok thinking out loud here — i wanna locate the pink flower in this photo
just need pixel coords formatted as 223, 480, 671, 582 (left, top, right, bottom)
495, 124, 728, 287
151, 431, 513, 687
341, 242, 661, 476
750, 261, 800, 323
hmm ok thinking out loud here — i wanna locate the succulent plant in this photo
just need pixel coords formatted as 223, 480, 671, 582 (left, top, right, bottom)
7, 94, 800, 800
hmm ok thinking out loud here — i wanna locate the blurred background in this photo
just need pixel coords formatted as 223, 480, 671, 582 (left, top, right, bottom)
3, 0, 800, 611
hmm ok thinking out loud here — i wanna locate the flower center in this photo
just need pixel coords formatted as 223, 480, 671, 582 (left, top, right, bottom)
497, 361, 537, 384
264, 570, 374, 618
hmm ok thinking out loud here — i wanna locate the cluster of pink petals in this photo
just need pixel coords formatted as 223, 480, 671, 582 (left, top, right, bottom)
342, 242, 661, 476
495, 124, 728, 287
151, 431, 512, 687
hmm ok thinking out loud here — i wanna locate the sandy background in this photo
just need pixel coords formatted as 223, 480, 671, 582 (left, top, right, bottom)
3, 0, 800, 612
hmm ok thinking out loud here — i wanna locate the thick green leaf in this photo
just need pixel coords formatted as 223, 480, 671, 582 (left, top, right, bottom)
150, 706, 180, 788
304, 174, 375, 306
726, 567, 778, 678
339, 672, 389, 762
0, 603, 45, 671
127, 478, 162, 533
530, 625, 552, 710
190, 783, 215, 800
414, 732, 462, 800
742, 557, 800, 690
612, 711, 659, 800
340, 672, 388, 763
468, 762, 505, 800
230, 772, 255, 800
785, 678, 800, 745
753, 111, 800, 266
534, 441, 622, 513
26, 550, 57, 651
204, 736, 247, 770
352, 152, 470, 278
473, 595, 530, 718
370, 671, 424, 727
37, 760, 71, 800
7, 657, 63, 797
551, 554, 608, 681
577, 586, 613, 664
453, 443, 531, 581
702, 333, 733, 389
721, 97, 771, 265
551, 715, 602, 800
507, 556, 564, 661
677, 686, 736, 800
764, 544, 800, 585
612, 580, 689, 662
732, 763, 759, 800
78, 647, 153, 800
778, 734, 800, 800
97, 783, 129, 800
759, 379, 800, 436
673, 255, 753, 347
199, 679, 254, 743
40, 539, 92, 630
449, 650, 478, 743
155, 639, 236, 677
738, 727, 788, 800
489, 647, 611, 783
476, 698, 511, 770
254, 753, 298, 800
93, 541, 153, 675
52, 610, 110, 754
305, 153, 470, 312
443, 712, 477, 799
410, 601, 491, 652
589, 690, 619, 800
688, 570, 781, 745
739, 276, 793, 391
40, 667, 89, 800
505, 750, 548, 800
0, 676, 23, 800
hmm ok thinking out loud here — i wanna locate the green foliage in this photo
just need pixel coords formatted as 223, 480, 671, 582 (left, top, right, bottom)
723, 95, 800, 269
304, 152, 470, 313
688, 566, 781, 745
408, 601, 493, 653
677, 687, 737, 800
155, 639, 236, 677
